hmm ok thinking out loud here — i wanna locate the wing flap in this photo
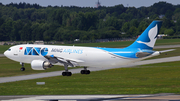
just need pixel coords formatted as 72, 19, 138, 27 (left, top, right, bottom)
56, 57, 84, 63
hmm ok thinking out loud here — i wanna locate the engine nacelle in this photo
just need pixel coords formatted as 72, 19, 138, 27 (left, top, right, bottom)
31, 60, 52, 70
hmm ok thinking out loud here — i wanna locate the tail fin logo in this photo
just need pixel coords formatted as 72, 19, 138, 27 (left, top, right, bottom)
137, 24, 158, 48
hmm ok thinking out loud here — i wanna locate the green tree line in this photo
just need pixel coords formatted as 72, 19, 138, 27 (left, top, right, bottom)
0, 1, 180, 41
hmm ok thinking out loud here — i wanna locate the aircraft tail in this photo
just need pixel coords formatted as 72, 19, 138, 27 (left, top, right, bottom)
126, 20, 162, 50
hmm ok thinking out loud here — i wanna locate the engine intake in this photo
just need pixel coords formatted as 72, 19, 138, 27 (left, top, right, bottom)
31, 60, 52, 70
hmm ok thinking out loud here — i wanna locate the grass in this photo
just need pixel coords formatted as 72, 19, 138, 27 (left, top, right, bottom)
0, 45, 11, 54
155, 39, 180, 46
62, 39, 180, 48
0, 61, 180, 95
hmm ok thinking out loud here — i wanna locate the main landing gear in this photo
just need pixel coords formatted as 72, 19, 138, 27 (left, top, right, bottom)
20, 62, 25, 71
81, 67, 90, 75
62, 64, 72, 76
62, 65, 91, 76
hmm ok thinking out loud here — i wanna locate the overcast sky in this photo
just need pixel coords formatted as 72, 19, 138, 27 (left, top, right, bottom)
1, 0, 180, 8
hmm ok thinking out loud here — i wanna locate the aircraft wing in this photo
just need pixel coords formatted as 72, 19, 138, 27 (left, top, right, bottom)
44, 55, 84, 67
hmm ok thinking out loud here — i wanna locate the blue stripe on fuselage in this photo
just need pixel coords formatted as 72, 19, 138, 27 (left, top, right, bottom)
96, 47, 154, 58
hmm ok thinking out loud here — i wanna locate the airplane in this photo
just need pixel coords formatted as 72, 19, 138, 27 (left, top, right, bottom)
4, 20, 174, 76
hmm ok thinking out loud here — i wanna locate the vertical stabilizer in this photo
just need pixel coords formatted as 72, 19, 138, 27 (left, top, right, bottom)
126, 20, 162, 50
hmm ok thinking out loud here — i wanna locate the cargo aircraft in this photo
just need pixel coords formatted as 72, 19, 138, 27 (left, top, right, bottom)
4, 20, 173, 76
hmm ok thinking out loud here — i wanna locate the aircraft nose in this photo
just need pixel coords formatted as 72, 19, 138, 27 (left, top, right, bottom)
4, 51, 8, 57
4, 50, 11, 58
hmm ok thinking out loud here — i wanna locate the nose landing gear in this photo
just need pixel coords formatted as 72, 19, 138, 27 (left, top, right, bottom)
20, 62, 25, 71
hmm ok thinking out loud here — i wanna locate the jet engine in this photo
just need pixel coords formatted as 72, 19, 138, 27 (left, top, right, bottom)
31, 60, 52, 70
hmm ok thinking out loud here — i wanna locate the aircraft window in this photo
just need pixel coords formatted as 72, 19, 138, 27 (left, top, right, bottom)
8, 49, 11, 51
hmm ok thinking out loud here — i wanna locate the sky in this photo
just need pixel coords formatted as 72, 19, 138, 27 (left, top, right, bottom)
0, 0, 180, 8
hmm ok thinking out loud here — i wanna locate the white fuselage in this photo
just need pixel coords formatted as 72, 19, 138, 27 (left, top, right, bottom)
4, 44, 149, 68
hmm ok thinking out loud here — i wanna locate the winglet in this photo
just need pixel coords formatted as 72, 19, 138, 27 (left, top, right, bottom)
126, 20, 162, 50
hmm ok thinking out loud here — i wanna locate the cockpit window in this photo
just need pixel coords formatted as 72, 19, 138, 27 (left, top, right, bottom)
8, 49, 11, 51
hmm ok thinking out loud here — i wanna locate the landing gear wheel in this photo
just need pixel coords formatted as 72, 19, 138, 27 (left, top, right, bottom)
20, 62, 25, 71
86, 70, 90, 74
21, 67, 25, 71
67, 72, 72, 76
81, 70, 90, 74
81, 70, 85, 74
62, 72, 72, 76
62, 72, 66, 76
62, 63, 72, 76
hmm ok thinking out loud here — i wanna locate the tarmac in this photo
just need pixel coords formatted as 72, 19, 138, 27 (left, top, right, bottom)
153, 44, 180, 49
0, 93, 180, 101
0, 54, 4, 57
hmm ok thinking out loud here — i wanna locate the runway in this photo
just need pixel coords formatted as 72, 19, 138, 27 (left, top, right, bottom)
0, 55, 180, 83
0, 54, 4, 57
154, 44, 180, 49
1, 93, 180, 101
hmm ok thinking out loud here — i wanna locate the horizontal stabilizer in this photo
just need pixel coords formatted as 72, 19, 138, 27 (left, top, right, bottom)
159, 49, 175, 53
